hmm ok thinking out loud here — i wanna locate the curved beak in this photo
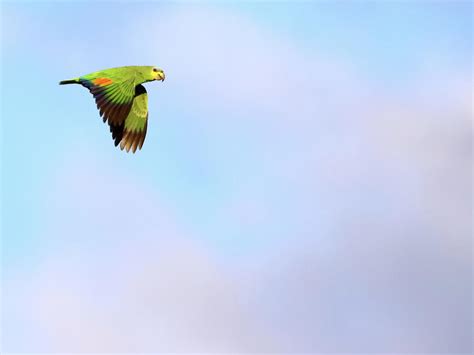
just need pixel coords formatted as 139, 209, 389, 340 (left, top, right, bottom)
157, 71, 165, 81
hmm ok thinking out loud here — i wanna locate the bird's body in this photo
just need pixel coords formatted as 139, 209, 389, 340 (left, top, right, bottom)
60, 65, 165, 153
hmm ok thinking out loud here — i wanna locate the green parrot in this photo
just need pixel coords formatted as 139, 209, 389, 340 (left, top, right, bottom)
60, 66, 165, 153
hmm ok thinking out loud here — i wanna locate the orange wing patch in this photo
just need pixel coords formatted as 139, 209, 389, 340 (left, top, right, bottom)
92, 77, 113, 86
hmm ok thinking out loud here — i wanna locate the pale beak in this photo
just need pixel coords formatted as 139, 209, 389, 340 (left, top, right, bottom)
158, 71, 165, 81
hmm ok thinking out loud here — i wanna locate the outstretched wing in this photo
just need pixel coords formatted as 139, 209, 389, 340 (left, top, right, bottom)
79, 74, 136, 126
113, 84, 149, 153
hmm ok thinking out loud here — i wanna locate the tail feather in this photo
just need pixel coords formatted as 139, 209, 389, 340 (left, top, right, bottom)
59, 79, 79, 85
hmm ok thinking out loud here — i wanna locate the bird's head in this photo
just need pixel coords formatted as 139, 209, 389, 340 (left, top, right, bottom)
151, 67, 165, 81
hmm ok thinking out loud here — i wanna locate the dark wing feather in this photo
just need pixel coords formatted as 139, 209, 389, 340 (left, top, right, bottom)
79, 76, 136, 127
119, 84, 149, 153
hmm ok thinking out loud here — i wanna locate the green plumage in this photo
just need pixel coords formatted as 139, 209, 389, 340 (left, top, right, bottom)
60, 65, 165, 153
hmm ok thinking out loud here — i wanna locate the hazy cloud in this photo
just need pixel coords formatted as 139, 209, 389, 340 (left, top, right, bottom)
2, 3, 471, 353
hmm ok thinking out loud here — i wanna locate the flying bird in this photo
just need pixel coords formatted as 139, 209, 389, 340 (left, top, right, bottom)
60, 66, 165, 153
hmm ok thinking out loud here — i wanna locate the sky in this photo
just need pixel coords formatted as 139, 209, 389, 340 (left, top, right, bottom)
1, 0, 472, 353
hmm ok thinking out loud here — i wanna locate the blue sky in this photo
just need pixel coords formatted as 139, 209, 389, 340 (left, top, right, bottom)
1, 1, 472, 352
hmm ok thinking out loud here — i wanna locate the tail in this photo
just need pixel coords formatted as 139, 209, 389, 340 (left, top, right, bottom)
59, 78, 80, 85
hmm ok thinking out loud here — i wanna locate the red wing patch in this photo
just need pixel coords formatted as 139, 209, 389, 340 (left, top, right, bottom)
92, 77, 113, 86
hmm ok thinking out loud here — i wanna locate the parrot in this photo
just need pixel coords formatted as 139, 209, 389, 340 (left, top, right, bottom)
59, 66, 165, 153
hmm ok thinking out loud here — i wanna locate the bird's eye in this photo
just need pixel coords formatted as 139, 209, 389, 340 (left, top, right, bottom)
153, 68, 158, 72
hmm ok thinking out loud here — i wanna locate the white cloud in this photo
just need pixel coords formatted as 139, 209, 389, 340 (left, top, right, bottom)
3, 151, 277, 352
3, 4, 471, 353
